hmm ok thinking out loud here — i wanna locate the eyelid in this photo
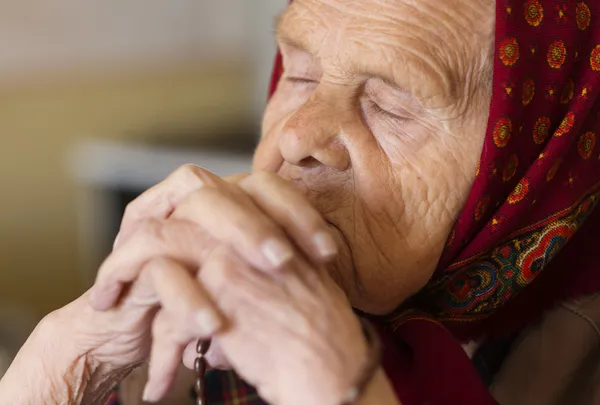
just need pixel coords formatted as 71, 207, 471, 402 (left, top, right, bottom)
368, 100, 411, 122
365, 78, 423, 111
284, 76, 319, 84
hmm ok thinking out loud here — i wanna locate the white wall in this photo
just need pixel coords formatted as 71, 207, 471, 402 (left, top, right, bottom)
0, 0, 249, 76
0, 0, 287, 114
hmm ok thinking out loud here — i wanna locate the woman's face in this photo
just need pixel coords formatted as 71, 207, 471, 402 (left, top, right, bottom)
254, 0, 495, 314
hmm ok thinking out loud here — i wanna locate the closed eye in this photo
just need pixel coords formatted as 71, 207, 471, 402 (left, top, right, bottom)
368, 100, 411, 122
284, 76, 319, 85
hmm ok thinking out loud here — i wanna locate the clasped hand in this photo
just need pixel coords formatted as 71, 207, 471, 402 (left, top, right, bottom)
78, 166, 367, 405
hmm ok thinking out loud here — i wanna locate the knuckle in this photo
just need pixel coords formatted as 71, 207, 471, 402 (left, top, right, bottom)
204, 250, 243, 291
216, 257, 238, 286
305, 214, 328, 232
135, 217, 162, 235
257, 223, 285, 242
173, 163, 200, 178
178, 299, 198, 317
172, 164, 215, 188
133, 218, 167, 246
185, 185, 223, 208
144, 256, 173, 275
122, 199, 141, 219
153, 309, 193, 344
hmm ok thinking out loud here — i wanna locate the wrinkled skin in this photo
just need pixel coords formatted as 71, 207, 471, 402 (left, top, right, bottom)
256, 0, 495, 314
94, 0, 496, 399
0, 1, 498, 404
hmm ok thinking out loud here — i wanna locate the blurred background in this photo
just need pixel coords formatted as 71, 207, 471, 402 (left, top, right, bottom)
0, 0, 286, 372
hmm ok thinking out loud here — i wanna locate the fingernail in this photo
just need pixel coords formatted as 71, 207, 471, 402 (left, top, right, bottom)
313, 231, 338, 259
261, 239, 294, 269
194, 309, 222, 335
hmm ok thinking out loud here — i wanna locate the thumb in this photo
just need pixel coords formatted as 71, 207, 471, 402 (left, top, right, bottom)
223, 173, 250, 184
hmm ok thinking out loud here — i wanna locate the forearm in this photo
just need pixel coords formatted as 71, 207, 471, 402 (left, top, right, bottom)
0, 309, 131, 405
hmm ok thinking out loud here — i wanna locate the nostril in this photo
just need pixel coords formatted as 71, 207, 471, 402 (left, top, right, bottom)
298, 156, 320, 168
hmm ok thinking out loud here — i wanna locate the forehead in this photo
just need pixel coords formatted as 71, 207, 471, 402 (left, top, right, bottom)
277, 0, 494, 104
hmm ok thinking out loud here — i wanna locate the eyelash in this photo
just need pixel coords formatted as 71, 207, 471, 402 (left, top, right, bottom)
368, 101, 409, 122
284, 77, 318, 85
284, 77, 409, 123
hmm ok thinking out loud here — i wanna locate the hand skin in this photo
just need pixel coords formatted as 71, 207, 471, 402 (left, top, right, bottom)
0, 167, 400, 405
0, 0, 498, 400
83, 166, 396, 404
0, 262, 221, 405
0, 295, 134, 405
0, 169, 401, 405
0, 297, 399, 405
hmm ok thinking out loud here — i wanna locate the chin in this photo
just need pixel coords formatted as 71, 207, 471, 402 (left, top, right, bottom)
349, 288, 413, 316
340, 260, 435, 317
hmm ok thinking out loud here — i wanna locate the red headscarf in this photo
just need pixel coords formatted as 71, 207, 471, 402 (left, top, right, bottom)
267, 1, 600, 404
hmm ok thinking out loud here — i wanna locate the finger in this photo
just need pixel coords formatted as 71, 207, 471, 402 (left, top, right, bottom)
198, 245, 294, 318
171, 184, 296, 272
182, 339, 230, 371
90, 220, 214, 310
148, 257, 224, 337
115, 165, 223, 249
223, 173, 250, 184
142, 310, 185, 403
239, 172, 338, 262
140, 258, 224, 402
200, 245, 326, 332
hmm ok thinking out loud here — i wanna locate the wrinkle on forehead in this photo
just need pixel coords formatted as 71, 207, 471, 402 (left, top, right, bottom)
278, 0, 495, 108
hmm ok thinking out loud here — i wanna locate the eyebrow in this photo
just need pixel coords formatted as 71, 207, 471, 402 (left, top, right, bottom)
274, 11, 312, 53
372, 75, 410, 94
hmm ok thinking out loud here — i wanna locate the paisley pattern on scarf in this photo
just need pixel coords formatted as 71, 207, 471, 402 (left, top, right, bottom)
410, 183, 600, 322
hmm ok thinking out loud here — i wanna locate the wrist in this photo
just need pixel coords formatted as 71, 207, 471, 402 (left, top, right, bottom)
283, 366, 398, 405
279, 332, 368, 405
282, 318, 387, 405
0, 298, 132, 405
47, 294, 138, 404
0, 307, 95, 404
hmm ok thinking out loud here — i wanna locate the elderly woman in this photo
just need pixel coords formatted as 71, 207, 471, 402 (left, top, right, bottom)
2, 0, 600, 404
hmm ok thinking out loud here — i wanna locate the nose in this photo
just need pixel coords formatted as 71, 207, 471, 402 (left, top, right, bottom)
278, 93, 351, 171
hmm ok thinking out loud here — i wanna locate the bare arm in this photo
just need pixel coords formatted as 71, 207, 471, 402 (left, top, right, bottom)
0, 303, 132, 405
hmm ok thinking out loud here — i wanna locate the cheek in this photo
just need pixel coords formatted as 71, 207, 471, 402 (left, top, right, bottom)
349, 124, 479, 259
373, 120, 479, 203
372, 118, 445, 167
342, 140, 472, 313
